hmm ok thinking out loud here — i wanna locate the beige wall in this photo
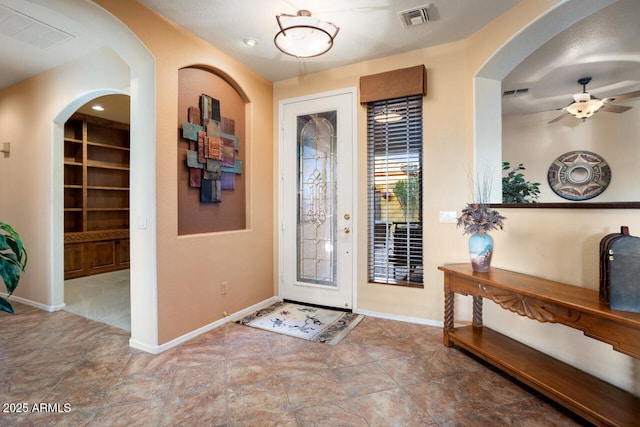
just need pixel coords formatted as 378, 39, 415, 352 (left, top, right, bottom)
274, 0, 640, 396
98, 0, 275, 344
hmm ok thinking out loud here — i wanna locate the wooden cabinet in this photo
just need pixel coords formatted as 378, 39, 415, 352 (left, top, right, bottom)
63, 113, 130, 279
439, 264, 640, 426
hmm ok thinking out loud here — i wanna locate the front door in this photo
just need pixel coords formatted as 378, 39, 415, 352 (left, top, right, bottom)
279, 88, 357, 309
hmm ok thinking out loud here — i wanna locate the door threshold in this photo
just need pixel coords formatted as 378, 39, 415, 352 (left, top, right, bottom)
283, 299, 352, 313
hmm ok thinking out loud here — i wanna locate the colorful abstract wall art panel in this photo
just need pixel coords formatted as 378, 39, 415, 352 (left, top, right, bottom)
182, 93, 242, 203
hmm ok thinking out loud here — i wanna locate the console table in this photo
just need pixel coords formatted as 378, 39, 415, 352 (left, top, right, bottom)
439, 264, 640, 426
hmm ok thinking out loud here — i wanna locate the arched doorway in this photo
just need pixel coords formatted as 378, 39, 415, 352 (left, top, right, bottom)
47, 0, 158, 351
61, 93, 132, 330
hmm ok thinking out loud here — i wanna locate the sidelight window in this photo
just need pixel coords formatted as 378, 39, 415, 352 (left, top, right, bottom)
367, 95, 423, 286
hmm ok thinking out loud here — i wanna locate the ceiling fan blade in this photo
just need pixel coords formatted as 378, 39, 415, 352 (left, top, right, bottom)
563, 118, 582, 128
606, 90, 640, 103
601, 104, 632, 113
547, 112, 567, 124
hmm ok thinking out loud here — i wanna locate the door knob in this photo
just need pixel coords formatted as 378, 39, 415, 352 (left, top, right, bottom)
344, 214, 351, 220
344, 227, 350, 234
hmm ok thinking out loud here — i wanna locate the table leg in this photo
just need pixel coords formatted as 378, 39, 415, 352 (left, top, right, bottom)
472, 296, 483, 328
444, 291, 454, 346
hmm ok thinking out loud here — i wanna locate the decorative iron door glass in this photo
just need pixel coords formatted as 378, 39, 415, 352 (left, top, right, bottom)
297, 112, 337, 287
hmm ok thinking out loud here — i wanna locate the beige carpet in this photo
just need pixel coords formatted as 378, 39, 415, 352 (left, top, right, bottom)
64, 269, 130, 331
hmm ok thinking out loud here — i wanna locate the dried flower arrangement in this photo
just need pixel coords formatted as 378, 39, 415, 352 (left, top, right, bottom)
457, 169, 506, 237
456, 203, 506, 237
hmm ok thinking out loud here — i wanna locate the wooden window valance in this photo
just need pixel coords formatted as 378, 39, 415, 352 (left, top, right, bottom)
359, 65, 427, 104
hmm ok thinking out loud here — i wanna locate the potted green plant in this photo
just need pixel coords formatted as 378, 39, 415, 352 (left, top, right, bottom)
457, 203, 505, 272
392, 177, 420, 221
502, 161, 540, 203
0, 222, 28, 314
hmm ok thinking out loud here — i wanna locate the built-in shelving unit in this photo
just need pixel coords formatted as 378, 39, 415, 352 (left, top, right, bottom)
63, 113, 130, 279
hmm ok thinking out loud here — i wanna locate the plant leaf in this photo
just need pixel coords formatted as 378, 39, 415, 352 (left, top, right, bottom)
0, 297, 15, 315
0, 260, 20, 294
0, 223, 27, 270
0, 222, 27, 297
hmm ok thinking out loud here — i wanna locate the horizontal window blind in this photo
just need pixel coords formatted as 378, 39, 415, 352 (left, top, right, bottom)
367, 95, 423, 286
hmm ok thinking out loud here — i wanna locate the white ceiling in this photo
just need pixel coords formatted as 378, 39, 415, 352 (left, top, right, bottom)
0, 0, 106, 91
0, 0, 519, 90
136, 0, 520, 82
0, 0, 639, 119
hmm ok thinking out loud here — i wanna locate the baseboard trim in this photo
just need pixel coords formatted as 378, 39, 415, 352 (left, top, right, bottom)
226, 296, 282, 322
130, 296, 281, 354
5, 292, 444, 352
0, 292, 65, 313
354, 308, 444, 328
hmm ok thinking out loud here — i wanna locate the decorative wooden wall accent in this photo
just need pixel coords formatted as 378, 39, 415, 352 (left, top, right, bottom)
359, 65, 427, 104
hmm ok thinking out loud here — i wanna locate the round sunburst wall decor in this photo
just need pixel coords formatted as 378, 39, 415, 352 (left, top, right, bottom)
547, 150, 611, 201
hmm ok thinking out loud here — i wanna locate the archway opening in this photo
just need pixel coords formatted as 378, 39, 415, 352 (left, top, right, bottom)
61, 93, 132, 331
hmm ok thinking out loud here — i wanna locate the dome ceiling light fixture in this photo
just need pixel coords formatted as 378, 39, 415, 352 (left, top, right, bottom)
565, 77, 604, 121
274, 10, 339, 58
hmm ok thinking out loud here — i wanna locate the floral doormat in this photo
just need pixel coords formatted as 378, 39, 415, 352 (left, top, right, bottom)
235, 301, 364, 345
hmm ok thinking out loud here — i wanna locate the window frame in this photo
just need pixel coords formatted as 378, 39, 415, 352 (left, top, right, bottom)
366, 94, 424, 287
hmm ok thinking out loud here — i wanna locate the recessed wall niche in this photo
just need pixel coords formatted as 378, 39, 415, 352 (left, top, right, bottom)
178, 67, 246, 235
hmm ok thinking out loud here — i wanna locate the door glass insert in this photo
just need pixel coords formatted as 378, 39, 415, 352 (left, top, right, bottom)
297, 112, 337, 286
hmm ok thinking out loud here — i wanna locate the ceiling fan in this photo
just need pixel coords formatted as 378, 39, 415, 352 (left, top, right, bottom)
548, 76, 640, 124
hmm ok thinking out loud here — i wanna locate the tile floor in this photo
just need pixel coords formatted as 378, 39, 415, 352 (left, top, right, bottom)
0, 301, 589, 426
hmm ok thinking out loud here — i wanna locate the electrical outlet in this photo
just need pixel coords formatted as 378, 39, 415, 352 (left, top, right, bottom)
220, 281, 228, 295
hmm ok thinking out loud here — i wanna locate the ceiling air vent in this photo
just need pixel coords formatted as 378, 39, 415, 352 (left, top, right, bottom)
0, 3, 74, 49
398, 5, 432, 28
503, 88, 529, 97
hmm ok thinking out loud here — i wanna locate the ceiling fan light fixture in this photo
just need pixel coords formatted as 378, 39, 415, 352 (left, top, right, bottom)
565, 77, 604, 121
572, 92, 591, 103
566, 97, 604, 120
274, 10, 339, 58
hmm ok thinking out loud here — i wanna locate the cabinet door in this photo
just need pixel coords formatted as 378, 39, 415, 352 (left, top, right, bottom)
64, 243, 87, 279
90, 240, 118, 274
116, 239, 130, 268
